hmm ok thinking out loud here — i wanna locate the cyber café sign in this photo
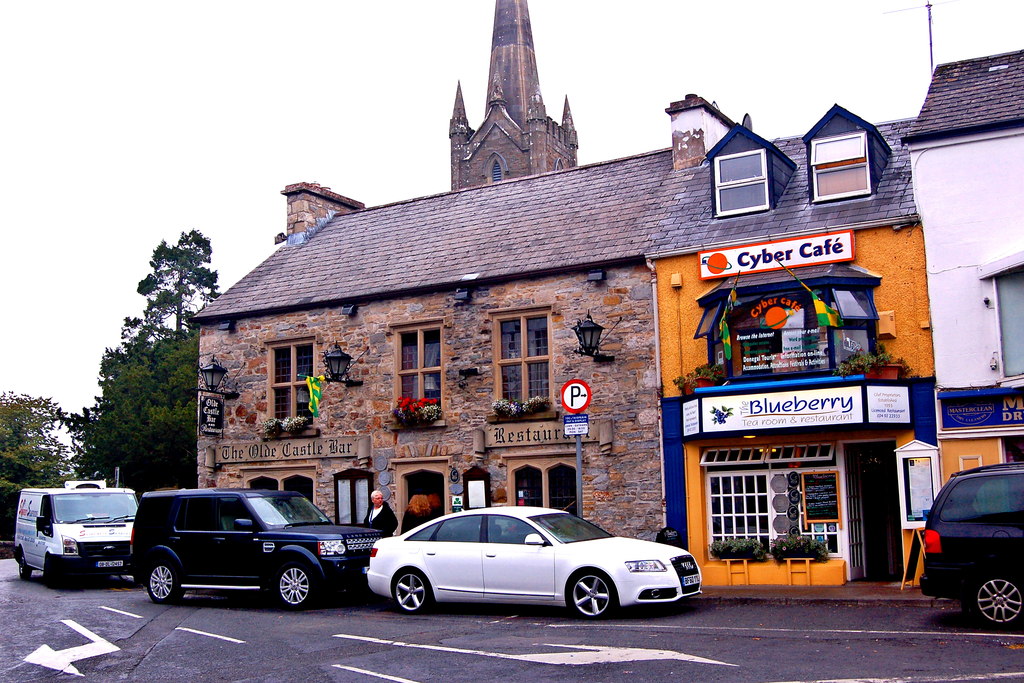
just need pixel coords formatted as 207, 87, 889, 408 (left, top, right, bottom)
684, 385, 910, 436
941, 394, 1024, 430
698, 230, 855, 280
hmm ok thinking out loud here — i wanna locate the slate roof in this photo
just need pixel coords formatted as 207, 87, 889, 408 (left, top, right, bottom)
905, 49, 1024, 142
195, 119, 917, 323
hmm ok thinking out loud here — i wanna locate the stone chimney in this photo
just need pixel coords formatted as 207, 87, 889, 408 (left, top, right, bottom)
665, 94, 735, 170
281, 182, 364, 236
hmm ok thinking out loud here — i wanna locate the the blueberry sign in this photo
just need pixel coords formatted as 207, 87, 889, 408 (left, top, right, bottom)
700, 386, 864, 433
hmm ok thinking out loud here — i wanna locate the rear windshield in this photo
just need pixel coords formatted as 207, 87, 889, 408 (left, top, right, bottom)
939, 475, 1024, 524
528, 513, 613, 543
52, 493, 138, 524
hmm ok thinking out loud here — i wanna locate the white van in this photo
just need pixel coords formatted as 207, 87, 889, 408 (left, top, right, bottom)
14, 481, 137, 582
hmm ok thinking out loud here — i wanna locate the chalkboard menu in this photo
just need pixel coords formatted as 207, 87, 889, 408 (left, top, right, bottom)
801, 471, 841, 526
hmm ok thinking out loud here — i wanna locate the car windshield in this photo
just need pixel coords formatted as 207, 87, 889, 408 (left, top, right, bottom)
529, 513, 613, 543
52, 493, 138, 524
248, 495, 331, 527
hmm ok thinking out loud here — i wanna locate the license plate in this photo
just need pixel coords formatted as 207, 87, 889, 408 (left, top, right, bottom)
683, 574, 700, 586
96, 560, 123, 568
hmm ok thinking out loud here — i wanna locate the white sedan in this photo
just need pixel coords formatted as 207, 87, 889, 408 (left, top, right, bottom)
367, 506, 701, 618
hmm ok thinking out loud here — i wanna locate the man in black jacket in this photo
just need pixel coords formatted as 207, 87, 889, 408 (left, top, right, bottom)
365, 490, 398, 536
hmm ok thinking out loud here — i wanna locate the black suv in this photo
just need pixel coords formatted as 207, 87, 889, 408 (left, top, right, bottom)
921, 463, 1024, 627
131, 489, 380, 609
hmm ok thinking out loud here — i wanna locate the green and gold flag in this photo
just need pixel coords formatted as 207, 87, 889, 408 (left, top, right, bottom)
305, 375, 324, 417
718, 273, 740, 360
779, 263, 844, 328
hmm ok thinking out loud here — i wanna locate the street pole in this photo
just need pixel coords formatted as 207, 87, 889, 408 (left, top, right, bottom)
575, 434, 583, 518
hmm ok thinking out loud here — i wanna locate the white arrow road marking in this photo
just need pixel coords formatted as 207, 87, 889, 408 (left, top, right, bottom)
333, 633, 734, 667
99, 605, 142, 619
174, 627, 246, 644
333, 665, 422, 682
23, 620, 120, 676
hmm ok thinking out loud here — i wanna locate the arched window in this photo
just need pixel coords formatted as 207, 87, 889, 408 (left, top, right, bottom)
514, 467, 542, 506
282, 475, 314, 502
491, 160, 503, 183
548, 465, 577, 515
248, 476, 278, 491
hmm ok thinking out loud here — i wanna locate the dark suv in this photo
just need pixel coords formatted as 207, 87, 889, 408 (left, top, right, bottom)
921, 463, 1024, 627
131, 489, 380, 609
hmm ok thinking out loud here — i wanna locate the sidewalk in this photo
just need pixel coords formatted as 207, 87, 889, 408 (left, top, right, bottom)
699, 581, 949, 608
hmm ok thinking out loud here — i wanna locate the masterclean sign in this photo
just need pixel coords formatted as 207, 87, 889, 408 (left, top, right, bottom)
698, 230, 855, 279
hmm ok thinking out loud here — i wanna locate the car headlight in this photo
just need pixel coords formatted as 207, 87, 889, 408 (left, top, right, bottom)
62, 537, 79, 556
625, 559, 666, 572
318, 540, 347, 556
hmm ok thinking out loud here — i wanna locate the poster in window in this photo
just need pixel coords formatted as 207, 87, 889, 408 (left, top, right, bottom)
801, 471, 841, 526
903, 457, 935, 523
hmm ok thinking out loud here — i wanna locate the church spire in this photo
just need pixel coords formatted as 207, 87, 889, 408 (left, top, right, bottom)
487, 0, 541, 129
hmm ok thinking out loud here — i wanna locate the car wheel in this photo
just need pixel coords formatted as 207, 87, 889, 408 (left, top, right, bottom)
17, 553, 32, 580
147, 561, 183, 604
566, 570, 617, 619
276, 562, 319, 610
392, 569, 433, 614
42, 554, 62, 586
970, 577, 1023, 627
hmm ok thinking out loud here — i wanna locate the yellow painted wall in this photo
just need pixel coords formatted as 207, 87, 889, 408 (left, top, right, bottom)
655, 224, 933, 395
938, 437, 1003, 483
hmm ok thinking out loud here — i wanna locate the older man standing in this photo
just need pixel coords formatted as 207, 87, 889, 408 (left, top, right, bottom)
365, 490, 398, 536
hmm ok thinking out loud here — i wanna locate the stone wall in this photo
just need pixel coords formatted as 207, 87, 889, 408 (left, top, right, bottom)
197, 263, 666, 539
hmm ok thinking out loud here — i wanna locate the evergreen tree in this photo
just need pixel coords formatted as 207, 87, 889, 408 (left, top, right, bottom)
0, 393, 71, 537
67, 230, 219, 493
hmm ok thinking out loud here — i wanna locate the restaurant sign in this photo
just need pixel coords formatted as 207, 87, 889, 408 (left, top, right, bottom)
698, 230, 855, 280
199, 396, 223, 435
701, 386, 864, 433
482, 420, 597, 449
214, 435, 370, 464
940, 394, 1024, 430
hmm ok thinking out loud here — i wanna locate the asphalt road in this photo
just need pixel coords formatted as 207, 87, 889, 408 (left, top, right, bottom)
3, 559, 1024, 682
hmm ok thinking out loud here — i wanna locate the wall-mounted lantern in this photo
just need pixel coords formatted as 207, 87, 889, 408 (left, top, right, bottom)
572, 312, 615, 362
323, 343, 365, 387
198, 357, 239, 398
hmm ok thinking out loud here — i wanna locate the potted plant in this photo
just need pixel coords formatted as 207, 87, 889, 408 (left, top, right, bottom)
281, 416, 310, 434
834, 343, 912, 379
673, 363, 726, 394
393, 397, 443, 427
491, 396, 551, 418
769, 534, 830, 562
709, 537, 768, 561
262, 418, 283, 439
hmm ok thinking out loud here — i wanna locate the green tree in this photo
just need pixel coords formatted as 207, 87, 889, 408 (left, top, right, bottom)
67, 230, 219, 493
0, 393, 70, 538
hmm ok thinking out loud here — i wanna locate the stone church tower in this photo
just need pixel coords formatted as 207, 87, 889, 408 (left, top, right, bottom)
450, 0, 578, 190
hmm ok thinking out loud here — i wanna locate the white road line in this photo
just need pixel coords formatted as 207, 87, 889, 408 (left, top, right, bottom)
333, 665, 422, 682
543, 622, 1024, 640
174, 627, 245, 644
99, 606, 142, 619
766, 673, 1024, 683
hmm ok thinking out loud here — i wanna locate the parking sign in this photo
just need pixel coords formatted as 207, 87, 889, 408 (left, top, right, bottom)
560, 379, 592, 414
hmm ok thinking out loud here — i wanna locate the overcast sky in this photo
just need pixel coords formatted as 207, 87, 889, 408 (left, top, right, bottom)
2, 0, 1021, 417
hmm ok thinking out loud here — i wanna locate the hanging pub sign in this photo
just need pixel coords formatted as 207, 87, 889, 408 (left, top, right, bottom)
199, 396, 224, 435
698, 230, 855, 280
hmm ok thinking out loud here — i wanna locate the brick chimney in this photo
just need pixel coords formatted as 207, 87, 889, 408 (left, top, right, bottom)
281, 182, 364, 236
665, 95, 735, 170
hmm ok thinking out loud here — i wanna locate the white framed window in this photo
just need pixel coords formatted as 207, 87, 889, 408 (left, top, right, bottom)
708, 472, 770, 541
714, 149, 769, 216
811, 132, 870, 201
996, 270, 1024, 377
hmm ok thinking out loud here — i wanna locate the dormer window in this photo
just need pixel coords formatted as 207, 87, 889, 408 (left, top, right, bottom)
810, 132, 870, 201
714, 149, 769, 216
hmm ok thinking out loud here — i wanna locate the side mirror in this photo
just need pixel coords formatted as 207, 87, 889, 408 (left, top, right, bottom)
36, 516, 52, 536
524, 533, 546, 546
233, 518, 254, 531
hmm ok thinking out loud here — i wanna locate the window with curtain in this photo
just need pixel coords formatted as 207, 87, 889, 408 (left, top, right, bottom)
397, 326, 442, 401
810, 132, 870, 201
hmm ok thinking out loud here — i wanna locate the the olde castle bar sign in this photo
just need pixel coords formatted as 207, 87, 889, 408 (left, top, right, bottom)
483, 421, 597, 449
213, 436, 369, 464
